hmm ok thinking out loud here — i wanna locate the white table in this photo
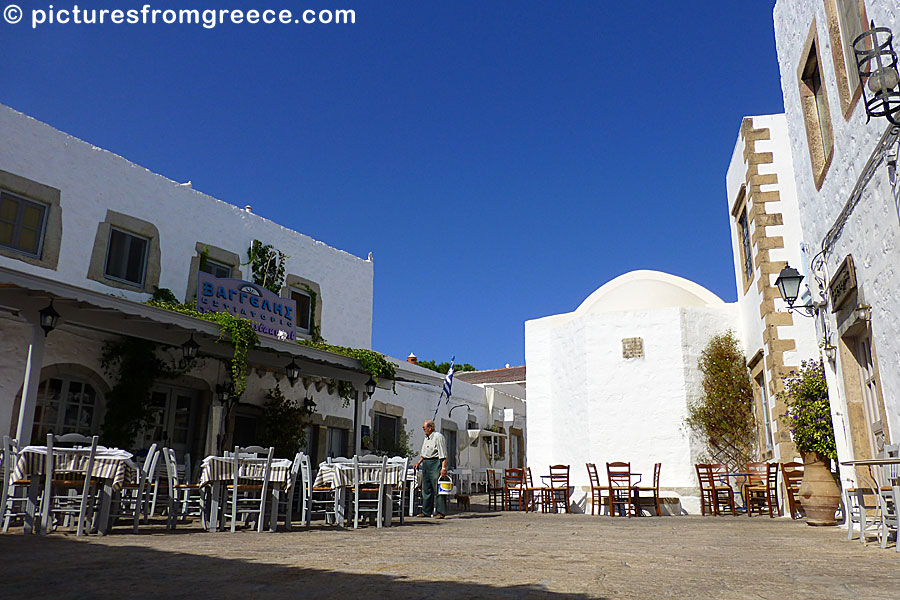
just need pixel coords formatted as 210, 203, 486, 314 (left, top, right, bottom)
314, 462, 406, 527
13, 445, 135, 535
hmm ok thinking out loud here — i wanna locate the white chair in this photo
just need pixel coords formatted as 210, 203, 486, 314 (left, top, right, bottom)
1, 436, 32, 532
873, 462, 899, 551
352, 455, 387, 529
275, 452, 303, 531
844, 486, 879, 544
162, 447, 206, 530
109, 443, 158, 533
309, 459, 339, 526
222, 445, 274, 533
40, 433, 99, 536
388, 456, 409, 525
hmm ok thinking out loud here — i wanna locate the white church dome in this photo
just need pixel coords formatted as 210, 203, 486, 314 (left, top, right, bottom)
576, 270, 726, 313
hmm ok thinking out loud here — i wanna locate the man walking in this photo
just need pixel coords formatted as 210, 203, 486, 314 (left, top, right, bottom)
414, 419, 448, 518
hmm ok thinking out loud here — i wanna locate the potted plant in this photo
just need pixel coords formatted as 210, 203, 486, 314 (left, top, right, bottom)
780, 359, 840, 526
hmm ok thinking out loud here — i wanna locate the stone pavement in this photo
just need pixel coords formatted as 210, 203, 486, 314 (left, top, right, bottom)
2, 497, 898, 599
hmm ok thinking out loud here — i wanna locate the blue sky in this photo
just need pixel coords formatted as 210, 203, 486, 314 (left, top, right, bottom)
2, 1, 785, 369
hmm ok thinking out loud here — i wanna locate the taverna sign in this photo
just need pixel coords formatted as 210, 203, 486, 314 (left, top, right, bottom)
196, 272, 297, 341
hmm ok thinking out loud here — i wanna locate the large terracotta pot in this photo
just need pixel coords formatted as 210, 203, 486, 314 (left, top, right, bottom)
798, 450, 840, 526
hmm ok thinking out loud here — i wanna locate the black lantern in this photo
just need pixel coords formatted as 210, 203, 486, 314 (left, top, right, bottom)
286, 359, 300, 386
774, 264, 816, 317
774, 266, 804, 307
216, 384, 231, 405
364, 376, 376, 397
303, 395, 317, 409
181, 334, 200, 363
38, 300, 60, 336
854, 24, 900, 126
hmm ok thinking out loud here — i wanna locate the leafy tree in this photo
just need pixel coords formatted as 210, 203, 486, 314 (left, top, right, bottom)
417, 360, 477, 374
259, 385, 313, 457
246, 240, 286, 294
685, 331, 756, 470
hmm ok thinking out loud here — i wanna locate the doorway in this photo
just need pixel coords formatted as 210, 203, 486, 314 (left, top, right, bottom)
137, 384, 199, 459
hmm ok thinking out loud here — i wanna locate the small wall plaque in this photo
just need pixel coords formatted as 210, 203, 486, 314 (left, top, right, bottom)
828, 254, 857, 312
622, 337, 644, 359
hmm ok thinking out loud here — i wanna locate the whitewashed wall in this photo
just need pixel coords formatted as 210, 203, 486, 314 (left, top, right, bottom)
774, 1, 900, 469
0, 104, 373, 349
525, 271, 740, 513
725, 113, 822, 459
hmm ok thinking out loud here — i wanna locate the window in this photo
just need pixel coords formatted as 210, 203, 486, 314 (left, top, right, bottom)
104, 227, 149, 286
738, 209, 753, 283
826, 0, 866, 117
200, 257, 232, 279
291, 289, 313, 333
756, 374, 774, 452
442, 428, 457, 469
326, 427, 349, 458
373, 413, 400, 453
0, 190, 48, 258
798, 24, 834, 189
31, 377, 100, 443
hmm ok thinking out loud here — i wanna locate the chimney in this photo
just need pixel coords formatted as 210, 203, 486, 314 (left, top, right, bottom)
407, 353, 417, 365
244, 205, 253, 213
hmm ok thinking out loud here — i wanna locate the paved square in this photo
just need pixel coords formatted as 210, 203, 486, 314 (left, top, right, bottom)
2, 501, 898, 599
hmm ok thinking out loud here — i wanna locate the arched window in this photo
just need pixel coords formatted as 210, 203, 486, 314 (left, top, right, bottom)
31, 376, 101, 442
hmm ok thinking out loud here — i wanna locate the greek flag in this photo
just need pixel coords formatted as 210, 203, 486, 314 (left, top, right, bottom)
433, 358, 455, 419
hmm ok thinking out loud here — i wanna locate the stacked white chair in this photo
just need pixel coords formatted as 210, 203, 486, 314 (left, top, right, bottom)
275, 451, 303, 531
108, 443, 158, 533
874, 444, 899, 551
162, 447, 206, 530
388, 456, 410, 525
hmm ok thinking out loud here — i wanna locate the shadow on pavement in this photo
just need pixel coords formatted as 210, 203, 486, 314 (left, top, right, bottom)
0, 534, 605, 600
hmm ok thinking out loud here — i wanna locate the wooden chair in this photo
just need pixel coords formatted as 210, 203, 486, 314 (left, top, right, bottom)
503, 468, 525, 511
40, 433, 99, 536
780, 461, 804, 519
486, 469, 503, 511
635, 463, 662, 516
709, 463, 736, 515
544, 464, 570, 513
695, 464, 715, 515
309, 459, 339, 525
586, 463, 607, 515
746, 462, 779, 518
606, 462, 636, 517
524, 467, 545, 513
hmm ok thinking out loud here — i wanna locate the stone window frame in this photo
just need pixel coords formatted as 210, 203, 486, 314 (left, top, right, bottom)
185, 242, 243, 303
823, 0, 868, 120
0, 169, 62, 270
797, 20, 835, 191
730, 185, 755, 294
283, 274, 323, 340
87, 210, 161, 293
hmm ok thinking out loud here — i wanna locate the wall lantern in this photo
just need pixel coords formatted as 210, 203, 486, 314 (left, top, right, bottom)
38, 300, 60, 336
855, 304, 872, 323
364, 376, 377, 397
180, 334, 200, 366
774, 265, 817, 317
303, 395, 317, 409
854, 24, 900, 126
286, 359, 301, 386
823, 344, 837, 362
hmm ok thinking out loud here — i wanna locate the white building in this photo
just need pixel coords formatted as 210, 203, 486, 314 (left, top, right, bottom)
525, 270, 740, 514
0, 104, 521, 472
772, 0, 900, 485
725, 113, 821, 462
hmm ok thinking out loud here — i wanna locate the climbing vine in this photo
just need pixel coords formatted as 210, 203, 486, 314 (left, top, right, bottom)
298, 339, 396, 387
145, 300, 259, 397
299, 283, 323, 342
246, 239, 286, 294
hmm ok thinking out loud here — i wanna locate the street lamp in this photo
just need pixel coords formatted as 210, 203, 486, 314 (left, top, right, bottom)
774, 265, 816, 317
854, 23, 900, 126
38, 300, 60, 336
285, 359, 301, 386
180, 334, 200, 368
